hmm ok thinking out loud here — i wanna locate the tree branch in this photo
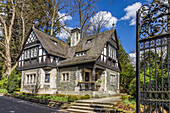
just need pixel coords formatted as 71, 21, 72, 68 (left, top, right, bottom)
0, 51, 7, 60
8, 0, 16, 40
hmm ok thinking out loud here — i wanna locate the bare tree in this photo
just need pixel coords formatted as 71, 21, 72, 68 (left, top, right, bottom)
88, 11, 117, 34
73, 0, 96, 38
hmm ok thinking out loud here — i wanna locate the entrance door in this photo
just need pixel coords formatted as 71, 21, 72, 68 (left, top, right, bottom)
85, 72, 90, 90
85, 72, 89, 81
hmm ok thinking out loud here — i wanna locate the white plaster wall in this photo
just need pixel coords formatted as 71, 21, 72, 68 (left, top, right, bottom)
49, 69, 57, 88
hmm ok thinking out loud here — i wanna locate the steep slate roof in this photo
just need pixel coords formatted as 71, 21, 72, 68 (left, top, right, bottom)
33, 28, 68, 58
17, 28, 119, 68
59, 29, 117, 66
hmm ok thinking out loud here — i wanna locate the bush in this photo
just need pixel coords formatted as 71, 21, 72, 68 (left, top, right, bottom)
68, 95, 79, 102
122, 96, 129, 100
80, 94, 90, 100
6, 69, 21, 93
0, 77, 8, 89
0, 89, 8, 93
56, 94, 66, 97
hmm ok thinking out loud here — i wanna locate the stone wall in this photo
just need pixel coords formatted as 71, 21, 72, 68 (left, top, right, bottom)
106, 68, 120, 95
20, 68, 57, 94
58, 67, 77, 92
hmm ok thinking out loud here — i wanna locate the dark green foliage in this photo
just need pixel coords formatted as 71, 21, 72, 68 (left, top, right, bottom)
140, 50, 160, 73
118, 39, 135, 93
80, 94, 90, 100
0, 77, 8, 89
68, 95, 79, 102
6, 69, 21, 93
129, 68, 168, 98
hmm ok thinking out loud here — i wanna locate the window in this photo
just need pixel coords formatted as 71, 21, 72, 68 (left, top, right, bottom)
75, 52, 87, 57
108, 45, 116, 60
31, 49, 34, 57
26, 74, 36, 84
34, 48, 38, 57
45, 74, 50, 83
61, 73, 69, 82
53, 41, 57, 46
27, 75, 29, 84
27, 50, 30, 59
30, 75, 32, 83
25, 50, 27, 59
86, 39, 92, 44
110, 74, 116, 85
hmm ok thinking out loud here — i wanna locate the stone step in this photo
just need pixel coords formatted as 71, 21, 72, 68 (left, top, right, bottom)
72, 103, 113, 108
67, 108, 96, 113
76, 100, 118, 105
70, 106, 114, 112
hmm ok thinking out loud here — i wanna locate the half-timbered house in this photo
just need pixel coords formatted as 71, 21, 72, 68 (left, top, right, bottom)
17, 27, 121, 96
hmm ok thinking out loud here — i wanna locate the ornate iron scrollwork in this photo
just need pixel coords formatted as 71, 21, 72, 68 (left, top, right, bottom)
138, 2, 169, 39
136, 1, 170, 113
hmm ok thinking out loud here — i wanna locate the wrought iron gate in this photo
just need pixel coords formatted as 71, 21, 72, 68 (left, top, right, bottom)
136, 1, 170, 113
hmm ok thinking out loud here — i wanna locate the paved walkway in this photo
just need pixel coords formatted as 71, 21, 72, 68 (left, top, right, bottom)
0, 95, 66, 113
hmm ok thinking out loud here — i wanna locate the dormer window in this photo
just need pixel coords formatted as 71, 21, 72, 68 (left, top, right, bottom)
53, 41, 57, 46
75, 51, 87, 57
86, 39, 93, 44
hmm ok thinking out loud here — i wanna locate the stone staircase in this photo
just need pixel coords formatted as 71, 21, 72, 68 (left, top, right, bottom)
67, 96, 121, 113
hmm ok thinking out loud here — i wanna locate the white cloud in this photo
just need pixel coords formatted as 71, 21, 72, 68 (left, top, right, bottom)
120, 2, 142, 25
58, 12, 72, 25
56, 27, 72, 40
56, 12, 73, 40
90, 11, 118, 29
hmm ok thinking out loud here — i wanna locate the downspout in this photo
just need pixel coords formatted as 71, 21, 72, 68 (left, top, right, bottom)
56, 58, 60, 94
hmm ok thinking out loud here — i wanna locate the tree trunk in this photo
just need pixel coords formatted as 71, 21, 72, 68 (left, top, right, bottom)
51, 8, 56, 36
5, 39, 12, 77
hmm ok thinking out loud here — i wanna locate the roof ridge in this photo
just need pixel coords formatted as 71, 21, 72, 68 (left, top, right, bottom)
84, 29, 116, 39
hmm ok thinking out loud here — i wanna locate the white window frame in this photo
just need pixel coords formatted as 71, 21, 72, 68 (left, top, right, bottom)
25, 73, 36, 85
61, 72, 70, 82
34, 48, 38, 57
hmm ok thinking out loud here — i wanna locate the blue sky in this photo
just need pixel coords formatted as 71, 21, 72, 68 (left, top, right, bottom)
96, 0, 152, 53
57, 0, 155, 53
